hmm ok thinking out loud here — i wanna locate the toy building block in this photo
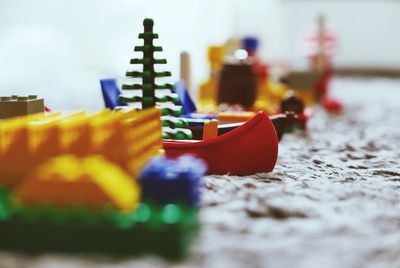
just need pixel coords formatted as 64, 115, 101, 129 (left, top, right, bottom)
0, 108, 163, 187
162, 127, 193, 140
139, 155, 206, 206
281, 70, 323, 106
223, 37, 241, 57
218, 63, 257, 109
15, 155, 140, 211
118, 18, 192, 140
280, 93, 308, 130
202, 120, 218, 140
0, 95, 44, 119
198, 46, 225, 113
175, 80, 197, 115
243, 36, 259, 58
100, 79, 128, 109
0, 188, 199, 259
280, 94, 305, 114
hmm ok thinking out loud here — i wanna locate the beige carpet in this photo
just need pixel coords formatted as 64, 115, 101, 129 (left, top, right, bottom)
0, 77, 399, 268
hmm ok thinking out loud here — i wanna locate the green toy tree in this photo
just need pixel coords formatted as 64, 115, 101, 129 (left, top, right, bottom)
119, 18, 192, 140
120, 18, 173, 108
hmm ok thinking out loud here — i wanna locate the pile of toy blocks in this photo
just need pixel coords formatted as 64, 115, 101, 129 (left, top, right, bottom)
0, 108, 205, 259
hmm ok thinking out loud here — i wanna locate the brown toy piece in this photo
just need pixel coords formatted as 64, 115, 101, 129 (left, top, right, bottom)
280, 94, 305, 114
218, 63, 257, 109
281, 71, 323, 106
0, 95, 44, 119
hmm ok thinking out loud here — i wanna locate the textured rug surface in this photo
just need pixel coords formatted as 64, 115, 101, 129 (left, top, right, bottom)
0, 78, 399, 268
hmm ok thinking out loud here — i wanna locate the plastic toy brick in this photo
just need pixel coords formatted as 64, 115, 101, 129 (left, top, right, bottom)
162, 115, 189, 128
100, 79, 128, 109
218, 63, 257, 108
162, 127, 193, 140
242, 36, 259, 57
280, 94, 305, 114
0, 95, 44, 119
197, 46, 224, 113
15, 155, 140, 211
202, 120, 218, 140
175, 80, 197, 115
139, 155, 206, 206
163, 111, 278, 175
321, 96, 343, 114
207, 46, 225, 71
0, 188, 198, 259
0, 108, 163, 186
281, 70, 323, 106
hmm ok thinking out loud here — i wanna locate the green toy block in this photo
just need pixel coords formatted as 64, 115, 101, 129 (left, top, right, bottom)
0, 188, 199, 259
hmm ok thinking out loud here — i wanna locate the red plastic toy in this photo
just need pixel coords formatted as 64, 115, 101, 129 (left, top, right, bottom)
163, 111, 278, 175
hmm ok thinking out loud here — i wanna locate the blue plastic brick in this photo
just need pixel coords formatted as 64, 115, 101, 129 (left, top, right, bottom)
139, 155, 207, 206
174, 80, 197, 115
243, 36, 259, 54
100, 79, 128, 109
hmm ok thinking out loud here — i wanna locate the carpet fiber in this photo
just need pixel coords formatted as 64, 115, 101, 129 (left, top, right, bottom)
0, 78, 399, 268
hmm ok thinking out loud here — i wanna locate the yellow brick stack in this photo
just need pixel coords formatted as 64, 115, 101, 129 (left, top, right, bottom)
0, 108, 163, 211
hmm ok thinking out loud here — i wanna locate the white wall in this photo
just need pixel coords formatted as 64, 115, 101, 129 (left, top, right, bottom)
0, 0, 398, 110
0, 0, 237, 110
281, 0, 400, 68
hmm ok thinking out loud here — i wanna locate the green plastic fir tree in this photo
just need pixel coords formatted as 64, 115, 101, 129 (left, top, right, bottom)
120, 18, 173, 108
118, 18, 192, 140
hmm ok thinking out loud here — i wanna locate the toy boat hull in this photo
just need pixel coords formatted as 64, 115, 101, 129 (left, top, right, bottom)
163, 111, 278, 175
188, 113, 296, 141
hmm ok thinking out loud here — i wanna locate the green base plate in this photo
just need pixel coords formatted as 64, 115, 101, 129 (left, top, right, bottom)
0, 188, 199, 259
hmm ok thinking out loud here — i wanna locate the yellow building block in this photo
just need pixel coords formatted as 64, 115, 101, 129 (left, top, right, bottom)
0, 108, 163, 188
198, 80, 218, 113
198, 46, 225, 114
15, 155, 140, 212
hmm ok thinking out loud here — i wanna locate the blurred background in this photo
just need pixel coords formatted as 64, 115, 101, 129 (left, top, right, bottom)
0, 0, 399, 110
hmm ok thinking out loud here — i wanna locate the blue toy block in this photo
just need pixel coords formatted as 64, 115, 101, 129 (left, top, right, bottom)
243, 37, 259, 54
139, 155, 207, 206
174, 80, 197, 115
100, 79, 127, 109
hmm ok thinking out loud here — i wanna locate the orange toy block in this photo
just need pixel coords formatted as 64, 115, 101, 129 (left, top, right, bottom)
202, 120, 218, 140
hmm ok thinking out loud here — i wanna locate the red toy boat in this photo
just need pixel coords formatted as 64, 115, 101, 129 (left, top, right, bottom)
163, 111, 278, 175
